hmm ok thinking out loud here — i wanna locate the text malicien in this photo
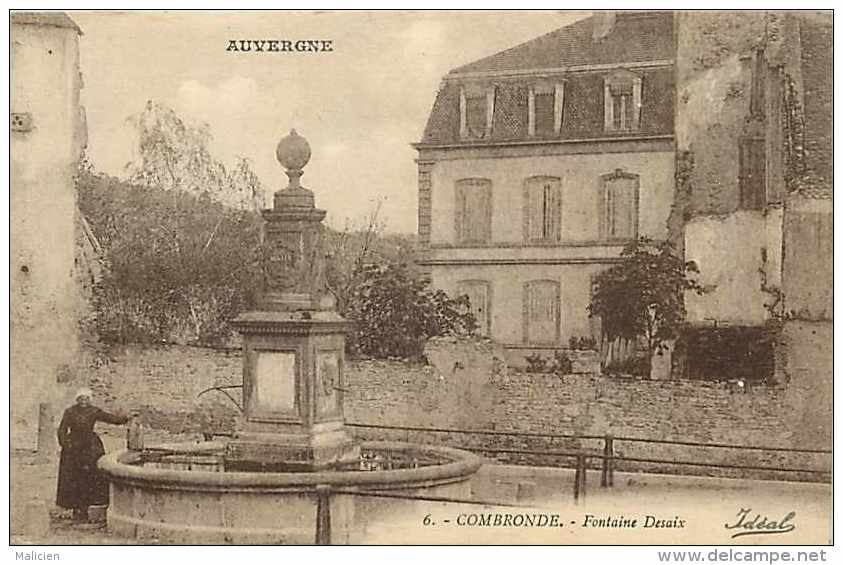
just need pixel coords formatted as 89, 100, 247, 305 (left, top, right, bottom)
15, 552, 60, 561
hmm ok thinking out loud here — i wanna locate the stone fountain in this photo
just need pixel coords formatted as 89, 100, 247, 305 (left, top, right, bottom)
225, 129, 359, 472
98, 130, 481, 544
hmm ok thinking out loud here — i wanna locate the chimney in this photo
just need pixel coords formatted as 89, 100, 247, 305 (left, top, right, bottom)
592, 11, 616, 41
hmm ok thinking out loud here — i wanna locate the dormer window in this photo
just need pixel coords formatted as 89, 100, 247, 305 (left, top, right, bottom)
528, 83, 565, 136
604, 71, 642, 133
460, 85, 495, 139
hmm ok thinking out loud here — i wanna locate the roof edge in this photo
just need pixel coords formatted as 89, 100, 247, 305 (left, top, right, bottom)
445, 59, 674, 80
11, 11, 83, 35
413, 133, 675, 150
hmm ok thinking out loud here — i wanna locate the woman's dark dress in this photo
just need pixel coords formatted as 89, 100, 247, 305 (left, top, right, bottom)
55, 404, 128, 510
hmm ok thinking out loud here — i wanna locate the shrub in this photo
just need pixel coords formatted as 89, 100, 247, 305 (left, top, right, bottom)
524, 351, 573, 375
589, 237, 703, 376
568, 335, 598, 350
525, 353, 547, 373
551, 351, 573, 375
345, 263, 475, 360
605, 356, 651, 377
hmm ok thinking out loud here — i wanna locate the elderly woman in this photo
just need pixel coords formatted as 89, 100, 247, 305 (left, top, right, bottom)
56, 388, 129, 521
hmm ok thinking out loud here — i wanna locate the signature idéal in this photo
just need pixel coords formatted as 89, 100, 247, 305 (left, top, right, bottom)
725, 508, 796, 539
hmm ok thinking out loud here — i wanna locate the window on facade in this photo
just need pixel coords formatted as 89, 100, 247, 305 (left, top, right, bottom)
460, 86, 495, 139
454, 178, 492, 244
529, 83, 565, 137
738, 136, 766, 210
524, 176, 562, 243
457, 280, 491, 336
465, 96, 487, 137
611, 86, 634, 131
601, 170, 639, 240
534, 92, 555, 135
604, 72, 642, 133
523, 280, 560, 345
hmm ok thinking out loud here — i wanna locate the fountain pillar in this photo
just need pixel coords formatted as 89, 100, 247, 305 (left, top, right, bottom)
227, 130, 358, 470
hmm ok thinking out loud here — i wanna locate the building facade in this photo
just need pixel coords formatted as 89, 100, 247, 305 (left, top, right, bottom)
11, 12, 87, 450
678, 11, 832, 389
415, 12, 675, 363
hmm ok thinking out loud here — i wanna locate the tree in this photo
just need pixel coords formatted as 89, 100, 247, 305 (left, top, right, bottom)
588, 237, 704, 375
77, 167, 264, 345
125, 100, 265, 211
323, 199, 417, 316
346, 263, 476, 359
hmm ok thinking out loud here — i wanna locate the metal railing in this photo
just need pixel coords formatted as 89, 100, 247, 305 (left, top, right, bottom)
345, 421, 832, 485
197, 423, 831, 545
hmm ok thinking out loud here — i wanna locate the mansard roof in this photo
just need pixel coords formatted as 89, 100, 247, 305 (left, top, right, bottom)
418, 12, 675, 147
450, 11, 673, 76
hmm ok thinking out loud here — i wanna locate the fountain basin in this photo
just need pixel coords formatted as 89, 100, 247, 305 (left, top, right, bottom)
99, 440, 482, 544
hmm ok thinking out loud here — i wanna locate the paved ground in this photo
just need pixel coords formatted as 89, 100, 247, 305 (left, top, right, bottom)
11, 430, 831, 545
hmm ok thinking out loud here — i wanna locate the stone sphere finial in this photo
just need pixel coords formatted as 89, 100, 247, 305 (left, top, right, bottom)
276, 129, 311, 188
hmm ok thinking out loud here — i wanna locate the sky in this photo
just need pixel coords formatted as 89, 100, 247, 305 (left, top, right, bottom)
71, 10, 590, 233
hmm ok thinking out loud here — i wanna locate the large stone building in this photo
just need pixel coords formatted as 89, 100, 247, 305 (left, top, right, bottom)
676, 11, 831, 448
414, 12, 675, 363
678, 12, 831, 382
11, 12, 87, 450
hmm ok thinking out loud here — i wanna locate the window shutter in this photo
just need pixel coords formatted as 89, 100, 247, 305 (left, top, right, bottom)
485, 87, 496, 138
550, 182, 562, 242
534, 92, 555, 136
522, 183, 531, 242
525, 177, 561, 242
456, 179, 492, 243
528, 184, 544, 241
632, 77, 642, 130
454, 184, 466, 242
459, 281, 490, 336
464, 187, 477, 241
459, 87, 467, 138
527, 86, 535, 137
476, 184, 491, 242
474, 284, 489, 335
603, 82, 613, 131
612, 95, 623, 130
605, 181, 615, 237
525, 280, 559, 344
554, 83, 565, 134
622, 93, 634, 130
466, 96, 486, 137
613, 180, 634, 237
603, 172, 639, 239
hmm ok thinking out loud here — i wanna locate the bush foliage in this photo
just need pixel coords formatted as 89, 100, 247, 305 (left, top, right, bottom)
79, 170, 264, 345
346, 263, 476, 359
589, 237, 704, 375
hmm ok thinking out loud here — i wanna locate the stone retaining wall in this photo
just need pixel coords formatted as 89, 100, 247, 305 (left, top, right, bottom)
79, 336, 830, 481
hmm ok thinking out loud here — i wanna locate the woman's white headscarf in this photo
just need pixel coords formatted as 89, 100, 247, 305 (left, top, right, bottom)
75, 387, 93, 401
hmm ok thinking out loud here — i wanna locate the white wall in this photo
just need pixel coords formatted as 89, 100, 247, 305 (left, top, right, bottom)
685, 208, 783, 326
11, 22, 84, 449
